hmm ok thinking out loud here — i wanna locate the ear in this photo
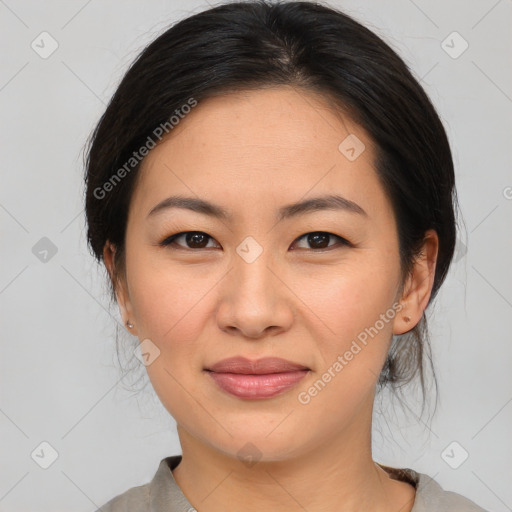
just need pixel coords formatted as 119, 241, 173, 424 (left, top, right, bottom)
393, 229, 439, 335
103, 241, 137, 335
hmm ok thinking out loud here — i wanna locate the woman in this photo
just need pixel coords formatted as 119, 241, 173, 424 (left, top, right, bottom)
85, 1, 488, 510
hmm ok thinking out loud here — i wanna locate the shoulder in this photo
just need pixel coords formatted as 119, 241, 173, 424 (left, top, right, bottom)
378, 464, 490, 512
413, 471, 490, 512
95, 482, 150, 512
94, 455, 183, 512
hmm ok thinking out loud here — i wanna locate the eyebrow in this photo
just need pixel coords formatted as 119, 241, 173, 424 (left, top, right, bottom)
147, 194, 367, 221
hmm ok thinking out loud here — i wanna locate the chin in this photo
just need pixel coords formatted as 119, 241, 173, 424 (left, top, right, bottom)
201, 426, 313, 465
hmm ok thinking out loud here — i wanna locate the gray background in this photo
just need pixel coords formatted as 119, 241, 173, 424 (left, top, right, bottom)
1, 0, 511, 510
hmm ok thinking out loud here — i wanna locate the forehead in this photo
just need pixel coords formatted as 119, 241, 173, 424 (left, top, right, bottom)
129, 86, 389, 222
151, 85, 365, 157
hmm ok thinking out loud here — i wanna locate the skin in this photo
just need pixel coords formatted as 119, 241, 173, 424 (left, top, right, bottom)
104, 85, 438, 512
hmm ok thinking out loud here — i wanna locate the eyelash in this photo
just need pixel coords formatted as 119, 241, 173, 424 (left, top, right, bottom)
158, 231, 352, 252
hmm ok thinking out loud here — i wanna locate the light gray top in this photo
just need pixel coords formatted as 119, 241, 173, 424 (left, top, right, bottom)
95, 455, 490, 512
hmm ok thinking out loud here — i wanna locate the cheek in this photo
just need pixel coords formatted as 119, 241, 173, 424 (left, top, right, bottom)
306, 262, 399, 339
131, 268, 214, 343
292, 269, 398, 417
126, 257, 217, 415
300, 262, 400, 398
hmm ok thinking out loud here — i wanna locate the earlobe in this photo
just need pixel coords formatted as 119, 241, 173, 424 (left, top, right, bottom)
102, 241, 136, 334
393, 229, 439, 335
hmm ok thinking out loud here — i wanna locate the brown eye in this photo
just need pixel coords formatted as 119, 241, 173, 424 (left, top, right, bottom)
160, 231, 219, 250
291, 231, 350, 250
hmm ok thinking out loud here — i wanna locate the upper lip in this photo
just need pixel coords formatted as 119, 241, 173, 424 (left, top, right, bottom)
205, 356, 309, 374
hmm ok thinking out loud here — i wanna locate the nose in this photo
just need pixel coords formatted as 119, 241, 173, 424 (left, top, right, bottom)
216, 248, 294, 340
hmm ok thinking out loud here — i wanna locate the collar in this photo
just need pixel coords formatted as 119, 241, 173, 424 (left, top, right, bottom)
148, 455, 444, 512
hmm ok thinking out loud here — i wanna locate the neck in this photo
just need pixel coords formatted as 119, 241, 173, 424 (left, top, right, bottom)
171, 400, 415, 512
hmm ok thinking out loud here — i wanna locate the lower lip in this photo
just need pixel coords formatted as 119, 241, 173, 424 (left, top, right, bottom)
206, 370, 309, 399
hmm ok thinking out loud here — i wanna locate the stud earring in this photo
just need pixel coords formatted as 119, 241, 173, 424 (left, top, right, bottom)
126, 320, 134, 329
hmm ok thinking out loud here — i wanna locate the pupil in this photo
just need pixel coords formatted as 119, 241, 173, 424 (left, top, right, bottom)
309, 232, 328, 249
188, 232, 207, 248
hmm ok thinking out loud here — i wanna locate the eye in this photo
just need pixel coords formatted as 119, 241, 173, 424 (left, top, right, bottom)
159, 231, 220, 250
159, 230, 351, 251
291, 231, 351, 251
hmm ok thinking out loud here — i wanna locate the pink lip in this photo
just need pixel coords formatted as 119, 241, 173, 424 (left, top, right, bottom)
205, 357, 310, 400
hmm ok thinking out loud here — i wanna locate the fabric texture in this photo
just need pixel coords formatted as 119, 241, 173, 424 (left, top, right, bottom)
95, 455, 490, 512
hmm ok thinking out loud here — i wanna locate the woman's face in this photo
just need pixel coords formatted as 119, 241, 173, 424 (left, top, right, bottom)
110, 86, 422, 461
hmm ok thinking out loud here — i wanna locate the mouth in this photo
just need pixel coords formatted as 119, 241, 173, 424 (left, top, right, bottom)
204, 356, 310, 400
